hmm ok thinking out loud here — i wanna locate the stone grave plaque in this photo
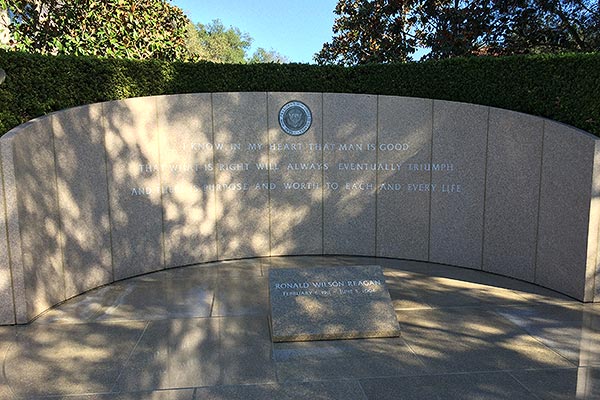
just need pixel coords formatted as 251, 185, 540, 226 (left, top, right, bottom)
269, 265, 400, 342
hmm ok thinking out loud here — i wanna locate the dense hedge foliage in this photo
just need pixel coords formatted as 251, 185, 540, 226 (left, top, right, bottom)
0, 50, 598, 136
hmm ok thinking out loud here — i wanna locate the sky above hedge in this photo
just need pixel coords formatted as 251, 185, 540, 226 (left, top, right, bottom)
172, 0, 338, 63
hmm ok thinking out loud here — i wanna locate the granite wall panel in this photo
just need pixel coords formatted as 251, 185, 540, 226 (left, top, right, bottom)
537, 121, 596, 300
104, 97, 164, 280
377, 96, 432, 260
429, 100, 488, 269
0, 146, 14, 324
212, 92, 270, 259
323, 93, 378, 256
53, 104, 113, 297
268, 92, 323, 256
483, 109, 544, 282
591, 141, 600, 302
0, 133, 27, 323
10, 116, 65, 319
157, 94, 217, 267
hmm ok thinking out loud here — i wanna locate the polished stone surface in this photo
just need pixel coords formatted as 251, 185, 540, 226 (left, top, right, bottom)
268, 92, 324, 257
323, 93, 378, 256
483, 108, 543, 282
212, 92, 270, 260
10, 116, 65, 319
376, 96, 432, 261
3, 93, 600, 330
104, 97, 164, 280
0, 128, 27, 324
0, 147, 13, 324
53, 103, 113, 298
430, 100, 488, 269
536, 120, 597, 300
157, 94, 218, 268
269, 265, 399, 341
3, 256, 600, 399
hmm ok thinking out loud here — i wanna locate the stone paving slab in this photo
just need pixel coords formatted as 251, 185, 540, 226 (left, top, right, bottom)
212, 275, 268, 317
113, 319, 221, 391
359, 372, 536, 400
509, 367, 600, 400
32, 389, 195, 400
193, 381, 367, 400
2, 256, 599, 399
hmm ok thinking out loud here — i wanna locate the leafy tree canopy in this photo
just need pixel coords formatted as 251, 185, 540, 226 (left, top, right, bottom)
1, 0, 192, 61
0, 3, 291, 64
186, 19, 290, 64
187, 19, 251, 63
317, 0, 600, 65
249, 47, 289, 64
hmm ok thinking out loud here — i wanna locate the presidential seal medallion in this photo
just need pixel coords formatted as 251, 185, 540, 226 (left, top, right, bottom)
279, 101, 312, 136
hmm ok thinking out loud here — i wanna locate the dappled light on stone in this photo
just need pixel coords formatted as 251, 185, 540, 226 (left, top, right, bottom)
2, 256, 599, 398
1, 92, 600, 325
269, 265, 400, 342
0, 90, 599, 398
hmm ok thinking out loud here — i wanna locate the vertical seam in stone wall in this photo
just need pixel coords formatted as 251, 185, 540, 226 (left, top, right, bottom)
210, 93, 220, 260
374, 95, 380, 257
14, 140, 29, 319
266, 92, 272, 257
0, 144, 17, 323
594, 149, 600, 302
594, 142, 600, 301
101, 103, 116, 282
321, 92, 325, 255
155, 97, 166, 270
533, 120, 547, 283
427, 100, 434, 262
480, 107, 491, 271
50, 115, 67, 300
587, 141, 600, 301
10, 141, 32, 323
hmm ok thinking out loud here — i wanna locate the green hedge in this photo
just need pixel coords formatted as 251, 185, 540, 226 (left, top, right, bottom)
1, 50, 598, 136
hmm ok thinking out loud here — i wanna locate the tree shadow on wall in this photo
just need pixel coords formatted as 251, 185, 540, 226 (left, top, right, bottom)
5, 91, 600, 397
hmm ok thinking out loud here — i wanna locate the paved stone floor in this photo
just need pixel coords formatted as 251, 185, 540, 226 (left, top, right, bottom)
1, 256, 599, 399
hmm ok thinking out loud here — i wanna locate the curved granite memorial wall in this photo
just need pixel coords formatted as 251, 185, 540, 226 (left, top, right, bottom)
1, 92, 599, 325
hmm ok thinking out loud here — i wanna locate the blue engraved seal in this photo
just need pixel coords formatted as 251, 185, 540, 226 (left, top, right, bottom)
279, 101, 312, 136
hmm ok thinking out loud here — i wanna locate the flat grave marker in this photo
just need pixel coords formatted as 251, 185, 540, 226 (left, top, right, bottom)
269, 265, 400, 342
